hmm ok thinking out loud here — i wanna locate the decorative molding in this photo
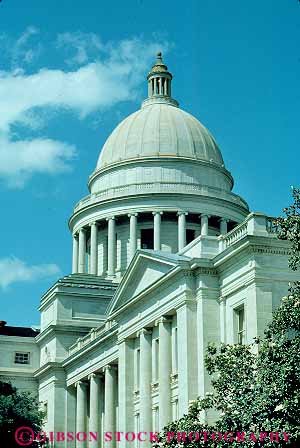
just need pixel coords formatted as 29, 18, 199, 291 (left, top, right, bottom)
151, 381, 159, 392
57, 281, 115, 290
194, 267, 218, 276
170, 372, 178, 385
249, 245, 290, 256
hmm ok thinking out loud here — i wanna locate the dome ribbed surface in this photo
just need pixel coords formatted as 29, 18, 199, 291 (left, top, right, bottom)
96, 103, 224, 169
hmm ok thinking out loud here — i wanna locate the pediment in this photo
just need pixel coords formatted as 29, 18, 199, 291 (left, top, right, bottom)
108, 250, 189, 314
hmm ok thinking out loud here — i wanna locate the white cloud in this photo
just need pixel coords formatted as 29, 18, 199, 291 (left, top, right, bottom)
0, 256, 60, 290
56, 31, 102, 65
0, 31, 169, 188
0, 134, 76, 188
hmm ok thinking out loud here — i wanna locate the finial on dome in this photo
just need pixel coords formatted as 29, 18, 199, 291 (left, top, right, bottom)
156, 51, 163, 63
146, 52, 173, 99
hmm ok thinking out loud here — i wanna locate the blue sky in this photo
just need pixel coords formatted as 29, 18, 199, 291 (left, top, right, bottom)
0, 0, 299, 327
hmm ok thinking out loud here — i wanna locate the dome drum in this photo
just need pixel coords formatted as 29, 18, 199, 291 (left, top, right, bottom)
71, 210, 240, 279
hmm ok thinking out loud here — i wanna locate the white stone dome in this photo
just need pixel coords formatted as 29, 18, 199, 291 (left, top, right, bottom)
97, 101, 224, 169
74, 53, 249, 234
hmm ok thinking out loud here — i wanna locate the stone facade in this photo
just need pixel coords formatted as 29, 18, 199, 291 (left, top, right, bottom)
0, 54, 296, 448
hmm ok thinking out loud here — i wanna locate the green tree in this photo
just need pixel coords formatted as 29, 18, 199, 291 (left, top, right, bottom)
0, 381, 46, 447
154, 189, 300, 447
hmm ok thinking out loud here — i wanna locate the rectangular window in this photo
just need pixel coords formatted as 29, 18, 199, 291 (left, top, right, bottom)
14, 352, 30, 365
155, 339, 159, 381
235, 306, 245, 344
135, 348, 140, 389
186, 229, 195, 245
141, 228, 154, 249
172, 327, 178, 373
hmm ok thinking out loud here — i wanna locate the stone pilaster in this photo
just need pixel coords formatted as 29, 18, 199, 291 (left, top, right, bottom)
118, 339, 135, 448
156, 317, 172, 429
138, 328, 152, 444
176, 302, 198, 416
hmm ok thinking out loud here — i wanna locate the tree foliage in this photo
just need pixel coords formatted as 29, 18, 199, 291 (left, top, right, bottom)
0, 381, 46, 447
154, 189, 300, 447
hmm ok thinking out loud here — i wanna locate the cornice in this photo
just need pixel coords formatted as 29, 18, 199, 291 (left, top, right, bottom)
34, 361, 64, 379
69, 189, 248, 229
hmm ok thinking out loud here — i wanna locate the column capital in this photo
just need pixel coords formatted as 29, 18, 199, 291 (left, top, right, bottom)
137, 327, 153, 337
177, 211, 188, 216
90, 221, 98, 227
106, 216, 116, 222
73, 232, 78, 238
155, 316, 172, 326
79, 227, 87, 233
75, 380, 88, 388
88, 372, 102, 381
219, 217, 229, 223
199, 214, 211, 219
128, 213, 138, 218
152, 211, 163, 216
103, 364, 118, 373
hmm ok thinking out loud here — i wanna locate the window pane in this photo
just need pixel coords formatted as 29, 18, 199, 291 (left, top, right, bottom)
15, 352, 30, 364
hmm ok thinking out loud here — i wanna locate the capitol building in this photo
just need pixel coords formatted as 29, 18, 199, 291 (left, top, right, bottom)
0, 54, 296, 447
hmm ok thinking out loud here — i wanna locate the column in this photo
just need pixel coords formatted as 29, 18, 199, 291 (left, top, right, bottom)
72, 233, 79, 274
176, 303, 198, 416
154, 78, 157, 95
220, 218, 228, 235
104, 365, 117, 448
90, 222, 98, 275
200, 214, 209, 236
78, 228, 86, 273
89, 373, 102, 448
118, 339, 135, 448
157, 317, 172, 429
177, 212, 187, 251
76, 381, 88, 448
107, 217, 116, 277
153, 211, 162, 250
65, 386, 76, 448
139, 329, 152, 442
128, 213, 138, 262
